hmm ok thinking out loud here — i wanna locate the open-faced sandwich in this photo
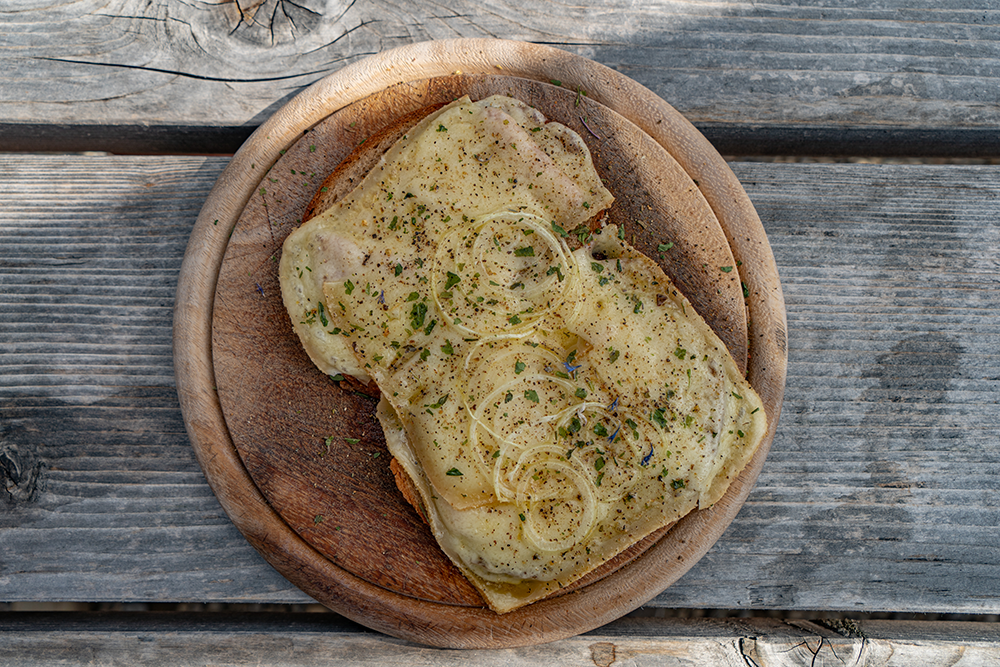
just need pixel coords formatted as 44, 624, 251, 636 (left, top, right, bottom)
278, 94, 766, 613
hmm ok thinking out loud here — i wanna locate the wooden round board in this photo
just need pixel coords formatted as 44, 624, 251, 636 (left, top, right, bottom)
174, 39, 788, 648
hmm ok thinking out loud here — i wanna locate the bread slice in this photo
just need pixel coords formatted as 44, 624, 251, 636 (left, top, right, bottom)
288, 92, 762, 613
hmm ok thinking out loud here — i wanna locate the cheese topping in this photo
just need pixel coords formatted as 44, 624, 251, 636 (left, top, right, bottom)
279, 95, 766, 613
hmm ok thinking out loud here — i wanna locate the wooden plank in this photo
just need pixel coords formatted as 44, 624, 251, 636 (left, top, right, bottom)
0, 613, 999, 665
2, 1, 1000, 155
2, 155, 999, 617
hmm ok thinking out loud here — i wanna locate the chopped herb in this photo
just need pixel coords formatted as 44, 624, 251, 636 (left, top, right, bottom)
524, 389, 540, 403
444, 271, 462, 290
732, 391, 743, 399
514, 360, 526, 374
592, 422, 608, 437
395, 264, 403, 276
590, 262, 604, 274
424, 320, 437, 335
513, 246, 535, 257
546, 265, 564, 281
406, 291, 420, 302
420, 349, 431, 362
345, 437, 360, 445
742, 281, 750, 298
410, 301, 428, 329
737, 429, 746, 438
720, 266, 734, 273
504, 391, 513, 403
317, 302, 328, 327
684, 414, 695, 428
657, 242, 674, 252
445, 467, 463, 476
594, 456, 605, 472
575, 387, 588, 399
674, 347, 687, 360
344, 280, 355, 295
508, 314, 522, 325
440, 340, 454, 355
671, 478, 686, 490
551, 221, 568, 238
609, 348, 620, 363
519, 512, 526, 522
437, 124, 448, 132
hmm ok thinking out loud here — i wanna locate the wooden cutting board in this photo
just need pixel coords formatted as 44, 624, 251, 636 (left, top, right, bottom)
174, 39, 787, 649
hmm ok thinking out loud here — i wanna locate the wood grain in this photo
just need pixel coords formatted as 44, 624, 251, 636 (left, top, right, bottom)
1, 613, 999, 666
2, 156, 998, 620
2, 1, 999, 155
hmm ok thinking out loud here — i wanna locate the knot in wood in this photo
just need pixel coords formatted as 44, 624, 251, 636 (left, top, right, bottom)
221, 0, 329, 47
1, 443, 45, 505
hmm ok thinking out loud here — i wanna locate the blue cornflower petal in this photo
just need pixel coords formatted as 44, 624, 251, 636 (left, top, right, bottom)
641, 443, 655, 466
563, 361, 582, 374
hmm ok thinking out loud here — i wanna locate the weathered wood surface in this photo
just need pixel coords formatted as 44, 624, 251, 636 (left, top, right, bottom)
2, 155, 999, 618
1, 613, 999, 666
2, 1, 999, 155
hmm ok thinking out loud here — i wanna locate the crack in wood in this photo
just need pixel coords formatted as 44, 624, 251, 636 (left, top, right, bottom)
32, 57, 333, 83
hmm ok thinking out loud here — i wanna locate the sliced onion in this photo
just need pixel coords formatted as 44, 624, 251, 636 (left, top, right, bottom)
516, 461, 598, 553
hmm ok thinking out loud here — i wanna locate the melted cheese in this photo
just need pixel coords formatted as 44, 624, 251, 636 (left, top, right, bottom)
279, 95, 766, 613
